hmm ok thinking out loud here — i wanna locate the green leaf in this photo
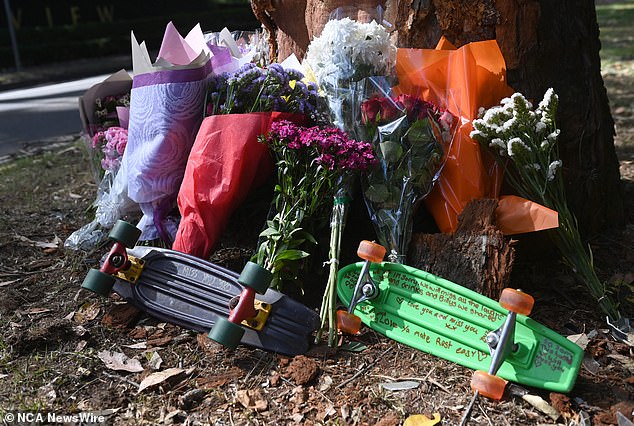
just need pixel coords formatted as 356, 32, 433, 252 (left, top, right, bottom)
379, 141, 403, 163
405, 118, 433, 144
274, 249, 310, 261
339, 341, 368, 352
259, 227, 280, 237
364, 184, 390, 203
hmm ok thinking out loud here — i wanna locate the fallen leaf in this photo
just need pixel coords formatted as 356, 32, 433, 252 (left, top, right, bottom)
403, 413, 442, 426
340, 341, 367, 352
568, 333, 590, 350
15, 234, 62, 250
522, 394, 561, 421
236, 389, 268, 411
123, 342, 147, 350
608, 354, 634, 371
319, 374, 333, 392
138, 368, 185, 393
98, 350, 144, 373
146, 352, 163, 370
380, 380, 420, 391
23, 308, 52, 315
74, 301, 101, 323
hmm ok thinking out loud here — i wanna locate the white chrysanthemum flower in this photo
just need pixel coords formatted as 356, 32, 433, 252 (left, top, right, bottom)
502, 116, 517, 131
540, 139, 551, 150
489, 138, 507, 154
538, 87, 555, 111
547, 129, 560, 141
547, 160, 562, 181
525, 163, 541, 171
304, 17, 395, 87
507, 137, 531, 157
535, 121, 547, 133
482, 105, 504, 124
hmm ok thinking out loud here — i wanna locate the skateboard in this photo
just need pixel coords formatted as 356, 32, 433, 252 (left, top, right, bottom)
336, 241, 583, 397
81, 220, 320, 356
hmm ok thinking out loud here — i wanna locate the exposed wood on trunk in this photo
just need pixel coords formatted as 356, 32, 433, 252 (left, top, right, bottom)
408, 199, 514, 298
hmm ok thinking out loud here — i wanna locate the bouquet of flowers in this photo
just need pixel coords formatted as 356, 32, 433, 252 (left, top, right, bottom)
65, 73, 137, 251
123, 22, 213, 245
359, 88, 456, 263
91, 126, 128, 173
470, 89, 621, 321
254, 120, 376, 291
303, 10, 396, 133
304, 9, 396, 345
172, 62, 329, 259
77, 72, 132, 183
204, 62, 326, 118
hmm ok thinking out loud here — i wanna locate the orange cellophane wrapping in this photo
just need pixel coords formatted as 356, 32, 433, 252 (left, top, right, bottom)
172, 112, 304, 258
396, 38, 558, 235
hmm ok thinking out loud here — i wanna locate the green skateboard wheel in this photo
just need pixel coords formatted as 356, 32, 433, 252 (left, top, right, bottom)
82, 269, 116, 296
238, 262, 272, 294
109, 220, 142, 247
208, 317, 245, 350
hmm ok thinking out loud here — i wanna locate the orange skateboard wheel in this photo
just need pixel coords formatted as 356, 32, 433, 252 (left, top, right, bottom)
337, 310, 362, 335
357, 240, 386, 263
470, 370, 507, 400
499, 288, 534, 316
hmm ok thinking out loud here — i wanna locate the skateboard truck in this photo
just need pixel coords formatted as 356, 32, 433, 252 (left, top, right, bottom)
337, 241, 387, 335
81, 221, 143, 296
208, 261, 273, 350
459, 288, 534, 426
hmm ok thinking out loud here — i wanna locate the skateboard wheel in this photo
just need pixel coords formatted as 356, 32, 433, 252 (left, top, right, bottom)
82, 269, 116, 296
470, 370, 507, 400
109, 220, 142, 248
499, 288, 534, 316
357, 240, 387, 263
337, 310, 362, 335
238, 262, 272, 294
208, 317, 245, 350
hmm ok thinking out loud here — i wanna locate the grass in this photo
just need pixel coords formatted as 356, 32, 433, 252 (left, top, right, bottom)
596, 2, 634, 72
596, 2, 634, 158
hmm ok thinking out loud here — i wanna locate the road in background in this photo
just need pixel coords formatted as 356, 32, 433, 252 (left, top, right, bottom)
0, 74, 110, 156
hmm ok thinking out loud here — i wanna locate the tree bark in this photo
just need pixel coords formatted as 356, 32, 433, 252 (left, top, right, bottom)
250, 0, 626, 237
408, 199, 514, 298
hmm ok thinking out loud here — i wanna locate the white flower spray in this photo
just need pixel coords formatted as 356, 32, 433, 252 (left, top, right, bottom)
471, 89, 621, 321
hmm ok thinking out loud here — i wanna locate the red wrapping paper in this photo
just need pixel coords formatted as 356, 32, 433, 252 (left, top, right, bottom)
172, 112, 304, 258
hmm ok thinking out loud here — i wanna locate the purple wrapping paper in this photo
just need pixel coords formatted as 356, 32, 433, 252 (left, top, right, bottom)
124, 64, 210, 242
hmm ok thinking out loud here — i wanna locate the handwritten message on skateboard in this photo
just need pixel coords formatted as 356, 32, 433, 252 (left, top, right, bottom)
338, 262, 583, 392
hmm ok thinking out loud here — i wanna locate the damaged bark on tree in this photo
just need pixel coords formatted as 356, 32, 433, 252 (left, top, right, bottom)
409, 199, 515, 298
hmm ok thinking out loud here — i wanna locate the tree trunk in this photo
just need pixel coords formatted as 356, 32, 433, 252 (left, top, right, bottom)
409, 199, 515, 298
250, 0, 625, 237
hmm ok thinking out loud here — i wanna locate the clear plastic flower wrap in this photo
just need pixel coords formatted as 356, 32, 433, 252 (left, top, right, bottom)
65, 72, 138, 251
356, 77, 458, 263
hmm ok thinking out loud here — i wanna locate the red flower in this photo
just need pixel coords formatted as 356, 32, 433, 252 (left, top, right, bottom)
361, 97, 382, 124
378, 97, 400, 123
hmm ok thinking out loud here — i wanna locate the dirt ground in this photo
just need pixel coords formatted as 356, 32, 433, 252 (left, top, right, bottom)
0, 43, 633, 426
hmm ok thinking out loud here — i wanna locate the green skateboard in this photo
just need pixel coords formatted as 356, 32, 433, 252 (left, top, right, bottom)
337, 241, 583, 397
